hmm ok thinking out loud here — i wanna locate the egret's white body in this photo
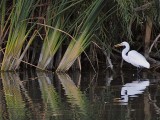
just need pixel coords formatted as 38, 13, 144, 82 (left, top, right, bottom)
115, 41, 150, 68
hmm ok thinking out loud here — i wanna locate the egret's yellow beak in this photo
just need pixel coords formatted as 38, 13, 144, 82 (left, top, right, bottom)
114, 43, 122, 47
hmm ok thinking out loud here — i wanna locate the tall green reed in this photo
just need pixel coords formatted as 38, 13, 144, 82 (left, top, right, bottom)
1, 0, 38, 71
56, 0, 105, 72
0, 0, 12, 56
37, 0, 83, 70
0, 0, 7, 42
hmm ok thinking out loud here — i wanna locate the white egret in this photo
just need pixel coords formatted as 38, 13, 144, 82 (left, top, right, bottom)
114, 41, 150, 69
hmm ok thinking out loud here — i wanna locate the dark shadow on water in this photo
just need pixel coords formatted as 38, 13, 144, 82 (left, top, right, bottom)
0, 68, 159, 119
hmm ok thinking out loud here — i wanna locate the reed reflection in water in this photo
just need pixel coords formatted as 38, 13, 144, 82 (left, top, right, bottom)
0, 70, 159, 119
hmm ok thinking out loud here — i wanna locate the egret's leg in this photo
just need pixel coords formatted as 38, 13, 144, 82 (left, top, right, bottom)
136, 67, 142, 80
137, 67, 142, 74
136, 67, 139, 75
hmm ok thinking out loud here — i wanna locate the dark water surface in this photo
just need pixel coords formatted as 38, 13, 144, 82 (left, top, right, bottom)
0, 69, 159, 120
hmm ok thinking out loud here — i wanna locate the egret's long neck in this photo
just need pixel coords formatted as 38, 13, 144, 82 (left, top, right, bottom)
122, 44, 130, 62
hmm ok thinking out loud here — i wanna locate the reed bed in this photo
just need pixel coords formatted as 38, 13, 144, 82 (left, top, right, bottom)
1, 0, 38, 71
0, 0, 160, 71
56, 0, 105, 72
37, 0, 83, 70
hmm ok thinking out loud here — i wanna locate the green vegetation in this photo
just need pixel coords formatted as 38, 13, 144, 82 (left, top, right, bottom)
0, 0, 160, 72
37, 0, 83, 70
1, 0, 38, 70
57, 0, 106, 72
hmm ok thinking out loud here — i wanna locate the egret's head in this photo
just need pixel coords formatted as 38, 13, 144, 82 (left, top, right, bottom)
114, 41, 129, 47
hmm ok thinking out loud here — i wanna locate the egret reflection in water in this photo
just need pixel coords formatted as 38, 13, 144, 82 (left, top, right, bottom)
114, 79, 150, 104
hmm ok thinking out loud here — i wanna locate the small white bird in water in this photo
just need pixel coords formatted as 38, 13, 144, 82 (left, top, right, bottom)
114, 41, 150, 69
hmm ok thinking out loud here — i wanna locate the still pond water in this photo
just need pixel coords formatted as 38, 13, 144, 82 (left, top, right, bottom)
0, 68, 160, 120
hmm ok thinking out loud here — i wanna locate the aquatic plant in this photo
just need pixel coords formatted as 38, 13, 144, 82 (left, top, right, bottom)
37, 0, 83, 70
0, 0, 7, 44
0, 0, 160, 71
1, 0, 38, 71
56, 0, 106, 72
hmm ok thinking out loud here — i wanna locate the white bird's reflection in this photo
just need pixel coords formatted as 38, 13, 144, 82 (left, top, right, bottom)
114, 80, 150, 104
